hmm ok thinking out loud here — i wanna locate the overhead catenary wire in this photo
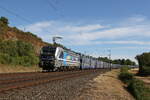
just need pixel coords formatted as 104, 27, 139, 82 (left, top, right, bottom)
45, 0, 64, 18
0, 2, 64, 44
0, 5, 53, 34
0, 5, 32, 24
53, 0, 59, 4
46, 0, 58, 11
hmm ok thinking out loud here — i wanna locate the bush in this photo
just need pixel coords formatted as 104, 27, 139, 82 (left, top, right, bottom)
0, 53, 11, 64
19, 56, 39, 66
0, 17, 9, 25
0, 40, 39, 66
119, 66, 133, 83
120, 66, 130, 73
119, 66, 150, 100
127, 79, 150, 100
139, 66, 150, 76
119, 72, 134, 83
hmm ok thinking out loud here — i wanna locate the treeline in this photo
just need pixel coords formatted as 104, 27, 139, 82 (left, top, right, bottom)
98, 57, 136, 65
136, 52, 150, 75
0, 40, 39, 66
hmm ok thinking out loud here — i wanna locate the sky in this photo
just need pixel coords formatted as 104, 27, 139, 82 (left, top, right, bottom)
0, 0, 150, 63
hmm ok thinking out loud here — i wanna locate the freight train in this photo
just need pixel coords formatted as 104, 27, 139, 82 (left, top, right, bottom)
39, 45, 122, 71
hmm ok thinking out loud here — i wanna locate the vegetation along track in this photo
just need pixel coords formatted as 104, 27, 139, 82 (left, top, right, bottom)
0, 69, 108, 93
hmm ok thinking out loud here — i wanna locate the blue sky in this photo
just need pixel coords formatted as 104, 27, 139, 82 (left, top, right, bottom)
1, 0, 150, 63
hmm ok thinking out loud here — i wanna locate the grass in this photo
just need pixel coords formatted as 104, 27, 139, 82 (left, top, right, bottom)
127, 79, 150, 100
119, 66, 150, 100
0, 64, 42, 73
120, 66, 130, 73
119, 72, 134, 83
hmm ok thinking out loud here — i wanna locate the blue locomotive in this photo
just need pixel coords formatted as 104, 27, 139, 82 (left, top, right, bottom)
39, 45, 120, 71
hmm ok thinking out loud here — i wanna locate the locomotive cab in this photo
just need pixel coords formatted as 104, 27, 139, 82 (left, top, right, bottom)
39, 46, 56, 71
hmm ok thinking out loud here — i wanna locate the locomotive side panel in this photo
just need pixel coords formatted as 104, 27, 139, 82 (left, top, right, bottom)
55, 47, 80, 69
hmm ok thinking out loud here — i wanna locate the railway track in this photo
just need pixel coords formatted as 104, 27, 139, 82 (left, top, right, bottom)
0, 69, 108, 93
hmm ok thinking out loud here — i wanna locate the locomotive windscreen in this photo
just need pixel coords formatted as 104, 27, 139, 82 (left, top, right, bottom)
40, 46, 56, 61
39, 46, 56, 70
41, 46, 56, 54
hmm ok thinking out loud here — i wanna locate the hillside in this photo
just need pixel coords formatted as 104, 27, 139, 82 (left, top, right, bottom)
1, 29, 48, 55
0, 16, 51, 68
0, 17, 48, 55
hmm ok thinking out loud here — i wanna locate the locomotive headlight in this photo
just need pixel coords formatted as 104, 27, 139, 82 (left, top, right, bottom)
40, 50, 43, 54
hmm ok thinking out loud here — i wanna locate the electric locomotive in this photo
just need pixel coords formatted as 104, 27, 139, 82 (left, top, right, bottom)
39, 46, 80, 71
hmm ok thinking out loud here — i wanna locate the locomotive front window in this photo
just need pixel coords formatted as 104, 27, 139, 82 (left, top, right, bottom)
41, 46, 56, 54
59, 52, 64, 59
40, 46, 56, 61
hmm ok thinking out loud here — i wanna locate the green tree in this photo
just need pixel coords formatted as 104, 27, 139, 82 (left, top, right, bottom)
136, 52, 150, 74
0, 17, 9, 25
111, 59, 135, 65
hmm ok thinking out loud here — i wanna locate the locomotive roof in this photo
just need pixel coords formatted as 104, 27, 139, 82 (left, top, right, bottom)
42, 45, 98, 58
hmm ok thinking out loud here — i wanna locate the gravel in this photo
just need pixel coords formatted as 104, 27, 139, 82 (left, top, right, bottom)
0, 71, 102, 100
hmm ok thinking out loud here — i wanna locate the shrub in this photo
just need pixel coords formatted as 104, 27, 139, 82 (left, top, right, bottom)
0, 53, 11, 64
119, 72, 134, 83
119, 66, 150, 100
0, 40, 39, 66
127, 79, 150, 100
139, 66, 150, 76
120, 66, 130, 73
0, 17, 9, 25
0, 21, 8, 34
119, 66, 134, 83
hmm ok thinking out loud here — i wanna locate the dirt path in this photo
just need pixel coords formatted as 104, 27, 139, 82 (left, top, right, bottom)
74, 70, 135, 100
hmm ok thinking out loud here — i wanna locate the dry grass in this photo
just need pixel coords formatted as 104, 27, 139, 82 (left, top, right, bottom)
136, 76, 150, 88
129, 68, 150, 88
129, 68, 139, 74
0, 64, 42, 73
75, 70, 135, 100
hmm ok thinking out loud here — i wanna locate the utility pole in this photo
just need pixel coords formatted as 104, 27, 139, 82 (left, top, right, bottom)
84, 51, 86, 55
108, 49, 111, 70
23, 27, 26, 32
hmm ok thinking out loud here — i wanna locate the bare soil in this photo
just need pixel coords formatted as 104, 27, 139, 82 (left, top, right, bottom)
74, 70, 135, 100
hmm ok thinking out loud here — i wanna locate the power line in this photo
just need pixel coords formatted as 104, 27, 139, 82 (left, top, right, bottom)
45, 0, 64, 18
0, 5, 52, 33
46, 0, 58, 11
0, 5, 32, 24
0, 3, 62, 42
